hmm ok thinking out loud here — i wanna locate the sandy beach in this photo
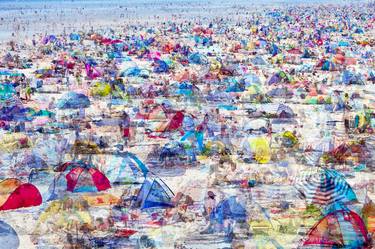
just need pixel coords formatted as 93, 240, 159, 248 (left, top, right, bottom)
0, 0, 374, 248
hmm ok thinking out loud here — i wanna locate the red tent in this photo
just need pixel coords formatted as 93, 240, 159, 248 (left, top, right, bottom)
65, 167, 111, 193
0, 178, 42, 211
303, 209, 371, 248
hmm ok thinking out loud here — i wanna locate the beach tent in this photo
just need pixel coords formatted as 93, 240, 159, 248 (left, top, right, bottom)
48, 161, 111, 200
65, 166, 110, 193
361, 200, 375, 234
153, 60, 169, 73
106, 152, 149, 185
159, 141, 187, 162
34, 198, 94, 237
57, 92, 90, 109
0, 84, 16, 101
0, 133, 32, 153
69, 33, 81, 41
267, 87, 293, 98
276, 104, 294, 118
0, 101, 30, 122
303, 209, 371, 248
0, 178, 42, 211
341, 70, 364, 85
147, 111, 185, 138
0, 220, 19, 249
85, 63, 101, 79
242, 74, 262, 87
295, 168, 357, 207
210, 196, 247, 224
120, 67, 150, 78
90, 82, 111, 97
133, 178, 174, 209
188, 52, 208, 65
251, 56, 267, 65
17, 153, 48, 172
268, 71, 292, 85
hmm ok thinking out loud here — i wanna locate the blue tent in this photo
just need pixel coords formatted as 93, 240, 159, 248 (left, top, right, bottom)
160, 141, 187, 162
251, 56, 267, 65
134, 178, 174, 209
174, 82, 194, 96
225, 79, 245, 93
210, 196, 247, 224
270, 43, 279, 56
57, 92, 90, 109
120, 67, 150, 78
106, 152, 149, 185
341, 70, 364, 85
0, 220, 19, 249
153, 60, 169, 73
188, 52, 208, 65
69, 33, 81, 41
0, 102, 31, 122
301, 49, 311, 59
338, 40, 350, 47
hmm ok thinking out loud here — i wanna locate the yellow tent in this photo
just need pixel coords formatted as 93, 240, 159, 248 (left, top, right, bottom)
0, 133, 32, 152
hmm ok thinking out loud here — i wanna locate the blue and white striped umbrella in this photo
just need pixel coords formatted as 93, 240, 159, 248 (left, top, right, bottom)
295, 168, 357, 206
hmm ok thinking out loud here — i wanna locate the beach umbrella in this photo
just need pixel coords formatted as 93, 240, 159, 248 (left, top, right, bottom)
295, 168, 357, 207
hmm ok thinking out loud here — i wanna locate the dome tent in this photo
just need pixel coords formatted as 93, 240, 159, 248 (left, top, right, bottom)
133, 178, 174, 210
0, 220, 19, 249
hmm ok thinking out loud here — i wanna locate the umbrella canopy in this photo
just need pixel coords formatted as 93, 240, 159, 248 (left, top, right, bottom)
295, 168, 357, 207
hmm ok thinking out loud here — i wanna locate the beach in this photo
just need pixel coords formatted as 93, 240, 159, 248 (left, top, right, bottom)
0, 0, 374, 248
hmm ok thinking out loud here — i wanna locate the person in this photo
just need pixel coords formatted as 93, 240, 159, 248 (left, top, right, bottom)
195, 113, 209, 153
332, 90, 344, 112
25, 82, 32, 101
204, 191, 216, 218
48, 97, 56, 110
120, 111, 131, 147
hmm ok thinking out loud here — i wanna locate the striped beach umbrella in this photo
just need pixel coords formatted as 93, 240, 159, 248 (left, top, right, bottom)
295, 168, 357, 206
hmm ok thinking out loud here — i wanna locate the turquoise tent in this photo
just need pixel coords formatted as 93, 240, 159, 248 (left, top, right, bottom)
106, 152, 149, 185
